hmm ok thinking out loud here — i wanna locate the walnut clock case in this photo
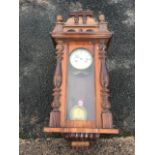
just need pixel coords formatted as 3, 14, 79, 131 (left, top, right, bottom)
44, 11, 119, 148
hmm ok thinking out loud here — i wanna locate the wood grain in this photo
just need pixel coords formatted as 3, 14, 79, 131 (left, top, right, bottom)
44, 127, 119, 134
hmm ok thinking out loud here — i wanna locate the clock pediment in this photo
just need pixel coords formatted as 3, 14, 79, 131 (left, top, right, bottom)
52, 11, 112, 37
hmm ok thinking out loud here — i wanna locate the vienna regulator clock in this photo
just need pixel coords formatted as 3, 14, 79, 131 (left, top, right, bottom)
44, 11, 119, 148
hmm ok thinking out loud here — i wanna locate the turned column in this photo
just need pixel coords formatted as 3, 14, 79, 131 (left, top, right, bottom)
49, 40, 64, 127
99, 40, 113, 128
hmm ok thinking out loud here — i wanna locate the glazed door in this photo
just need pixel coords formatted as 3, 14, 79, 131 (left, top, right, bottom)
65, 46, 96, 128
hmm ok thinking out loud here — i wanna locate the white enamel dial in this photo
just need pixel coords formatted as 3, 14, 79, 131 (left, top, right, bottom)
69, 48, 93, 70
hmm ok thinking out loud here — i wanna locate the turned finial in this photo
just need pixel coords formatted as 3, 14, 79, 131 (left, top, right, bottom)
56, 15, 63, 22
99, 14, 105, 23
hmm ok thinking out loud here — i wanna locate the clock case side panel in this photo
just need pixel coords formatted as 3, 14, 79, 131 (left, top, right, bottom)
60, 42, 68, 127
62, 40, 99, 129
94, 41, 103, 128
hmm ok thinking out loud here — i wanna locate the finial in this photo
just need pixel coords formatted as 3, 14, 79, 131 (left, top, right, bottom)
56, 15, 63, 22
99, 14, 105, 23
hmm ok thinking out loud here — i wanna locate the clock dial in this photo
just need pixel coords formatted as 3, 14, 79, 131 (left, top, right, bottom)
70, 48, 93, 70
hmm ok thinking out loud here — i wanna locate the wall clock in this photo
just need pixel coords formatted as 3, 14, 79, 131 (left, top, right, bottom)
44, 10, 119, 149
